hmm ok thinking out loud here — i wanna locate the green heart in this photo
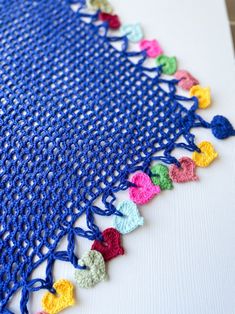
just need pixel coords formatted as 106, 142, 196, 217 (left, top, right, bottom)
151, 164, 173, 190
74, 250, 107, 288
156, 55, 177, 75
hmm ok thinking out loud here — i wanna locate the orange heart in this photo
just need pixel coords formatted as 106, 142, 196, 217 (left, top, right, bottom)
42, 279, 75, 314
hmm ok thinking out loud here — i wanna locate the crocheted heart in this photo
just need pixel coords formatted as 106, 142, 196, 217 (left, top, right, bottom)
42, 280, 75, 314
99, 12, 121, 30
156, 55, 177, 75
211, 115, 235, 139
192, 141, 218, 167
121, 24, 143, 42
139, 39, 163, 58
87, 0, 113, 13
113, 200, 144, 234
91, 227, 124, 261
151, 164, 173, 190
74, 250, 107, 288
129, 172, 161, 205
169, 157, 198, 183
189, 85, 211, 109
174, 70, 199, 90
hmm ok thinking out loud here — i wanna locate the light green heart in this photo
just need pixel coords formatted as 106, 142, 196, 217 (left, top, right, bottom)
74, 250, 107, 288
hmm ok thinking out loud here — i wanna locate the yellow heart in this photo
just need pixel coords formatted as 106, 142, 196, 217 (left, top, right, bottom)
88, 0, 113, 13
192, 141, 218, 167
42, 279, 75, 314
189, 85, 211, 109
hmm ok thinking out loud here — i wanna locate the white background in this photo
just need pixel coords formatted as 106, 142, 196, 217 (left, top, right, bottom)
10, 0, 235, 313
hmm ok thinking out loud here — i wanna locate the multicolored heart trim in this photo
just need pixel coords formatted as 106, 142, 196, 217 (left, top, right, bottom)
36, 0, 233, 313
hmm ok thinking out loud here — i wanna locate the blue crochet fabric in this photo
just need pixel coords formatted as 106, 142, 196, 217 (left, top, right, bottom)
0, 0, 234, 313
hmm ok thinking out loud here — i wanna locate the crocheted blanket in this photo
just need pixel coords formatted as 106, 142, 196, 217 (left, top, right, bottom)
0, 0, 234, 313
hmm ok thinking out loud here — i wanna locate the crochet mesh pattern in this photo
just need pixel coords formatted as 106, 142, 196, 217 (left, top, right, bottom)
0, 0, 234, 313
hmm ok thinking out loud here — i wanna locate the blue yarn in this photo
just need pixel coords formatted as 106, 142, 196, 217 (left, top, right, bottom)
67, 0, 85, 4
211, 115, 235, 139
0, 0, 234, 313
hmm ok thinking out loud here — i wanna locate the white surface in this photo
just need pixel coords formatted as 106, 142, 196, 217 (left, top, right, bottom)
10, 0, 235, 313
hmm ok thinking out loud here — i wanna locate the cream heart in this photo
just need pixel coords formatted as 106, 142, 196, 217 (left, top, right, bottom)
74, 250, 107, 288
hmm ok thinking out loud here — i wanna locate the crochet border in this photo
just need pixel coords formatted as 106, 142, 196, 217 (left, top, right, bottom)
1, 1, 234, 313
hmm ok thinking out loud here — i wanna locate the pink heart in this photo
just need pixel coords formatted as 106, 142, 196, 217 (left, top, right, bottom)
129, 172, 161, 205
91, 228, 124, 262
174, 70, 199, 91
169, 157, 198, 183
139, 39, 163, 58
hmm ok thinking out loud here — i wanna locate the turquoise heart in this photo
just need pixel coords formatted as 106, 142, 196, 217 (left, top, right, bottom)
113, 200, 144, 234
151, 164, 173, 190
74, 250, 107, 288
121, 24, 144, 43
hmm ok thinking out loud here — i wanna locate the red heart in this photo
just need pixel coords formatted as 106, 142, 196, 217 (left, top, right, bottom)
99, 12, 121, 30
91, 228, 124, 261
